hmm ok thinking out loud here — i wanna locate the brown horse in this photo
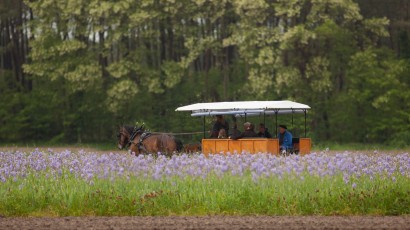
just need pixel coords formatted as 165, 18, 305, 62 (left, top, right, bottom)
183, 143, 202, 153
117, 125, 180, 156
117, 125, 134, 150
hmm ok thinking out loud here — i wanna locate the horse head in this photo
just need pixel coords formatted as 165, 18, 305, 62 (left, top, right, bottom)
117, 125, 135, 150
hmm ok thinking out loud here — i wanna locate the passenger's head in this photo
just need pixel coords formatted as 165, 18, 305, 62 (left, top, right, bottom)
279, 125, 287, 134
216, 115, 224, 122
244, 122, 252, 130
218, 129, 227, 138
259, 123, 266, 132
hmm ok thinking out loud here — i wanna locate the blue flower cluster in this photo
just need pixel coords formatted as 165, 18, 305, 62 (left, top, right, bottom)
1, 149, 409, 185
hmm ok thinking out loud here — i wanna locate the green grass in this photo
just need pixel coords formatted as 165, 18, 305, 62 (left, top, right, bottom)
312, 142, 410, 152
1, 173, 409, 217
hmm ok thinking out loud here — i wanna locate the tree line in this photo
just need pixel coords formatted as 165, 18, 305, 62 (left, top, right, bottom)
0, 0, 409, 147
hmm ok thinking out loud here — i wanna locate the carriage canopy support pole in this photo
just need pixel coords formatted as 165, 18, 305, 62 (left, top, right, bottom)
263, 112, 266, 126
203, 116, 206, 139
304, 110, 307, 137
275, 110, 278, 138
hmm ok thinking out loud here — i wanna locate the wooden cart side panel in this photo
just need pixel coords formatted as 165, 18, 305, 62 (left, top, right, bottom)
228, 141, 242, 154
253, 140, 266, 153
267, 139, 279, 155
215, 140, 229, 154
240, 140, 255, 153
299, 138, 311, 155
202, 139, 216, 156
202, 138, 281, 155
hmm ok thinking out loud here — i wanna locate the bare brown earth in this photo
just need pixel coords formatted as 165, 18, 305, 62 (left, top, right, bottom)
1, 216, 410, 230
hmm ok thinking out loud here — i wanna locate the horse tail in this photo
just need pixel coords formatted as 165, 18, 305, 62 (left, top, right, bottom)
175, 138, 183, 152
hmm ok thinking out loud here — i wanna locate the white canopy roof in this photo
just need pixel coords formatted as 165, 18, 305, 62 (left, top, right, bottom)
176, 100, 310, 117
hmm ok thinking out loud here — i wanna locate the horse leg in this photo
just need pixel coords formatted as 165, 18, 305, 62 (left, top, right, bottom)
154, 135, 168, 156
164, 136, 174, 154
129, 136, 141, 156
153, 137, 162, 155
169, 139, 177, 153
139, 142, 149, 154
175, 138, 183, 152
129, 143, 139, 156
162, 136, 177, 155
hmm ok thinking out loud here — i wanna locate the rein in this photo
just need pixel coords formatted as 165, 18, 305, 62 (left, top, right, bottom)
127, 126, 140, 148
145, 131, 203, 135
127, 126, 152, 153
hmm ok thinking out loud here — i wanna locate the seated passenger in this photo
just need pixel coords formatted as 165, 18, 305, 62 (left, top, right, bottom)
218, 128, 227, 138
210, 115, 229, 138
278, 125, 293, 151
228, 124, 241, 139
257, 123, 272, 138
231, 122, 258, 140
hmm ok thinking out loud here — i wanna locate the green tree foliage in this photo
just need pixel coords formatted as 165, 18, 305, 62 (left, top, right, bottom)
0, 0, 408, 146
345, 48, 410, 146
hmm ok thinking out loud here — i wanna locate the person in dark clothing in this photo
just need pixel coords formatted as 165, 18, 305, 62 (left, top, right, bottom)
257, 123, 272, 138
210, 115, 229, 138
229, 124, 241, 139
278, 124, 293, 151
231, 122, 258, 140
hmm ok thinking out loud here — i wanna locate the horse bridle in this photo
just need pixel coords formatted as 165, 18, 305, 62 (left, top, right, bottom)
117, 126, 139, 149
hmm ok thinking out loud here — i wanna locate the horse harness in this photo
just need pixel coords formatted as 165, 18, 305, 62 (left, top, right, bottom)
127, 126, 152, 153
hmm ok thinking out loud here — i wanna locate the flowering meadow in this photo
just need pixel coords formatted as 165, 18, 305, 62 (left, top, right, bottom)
0, 149, 409, 216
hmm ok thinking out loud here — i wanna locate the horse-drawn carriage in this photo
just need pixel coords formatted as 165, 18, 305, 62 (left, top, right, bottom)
176, 100, 312, 155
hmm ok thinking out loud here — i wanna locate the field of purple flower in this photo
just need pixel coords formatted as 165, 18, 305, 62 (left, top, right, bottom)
0, 149, 409, 216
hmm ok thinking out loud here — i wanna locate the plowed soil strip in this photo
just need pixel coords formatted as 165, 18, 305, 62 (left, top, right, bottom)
1, 216, 410, 230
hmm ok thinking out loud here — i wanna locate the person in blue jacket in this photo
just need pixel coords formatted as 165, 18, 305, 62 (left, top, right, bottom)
278, 125, 293, 152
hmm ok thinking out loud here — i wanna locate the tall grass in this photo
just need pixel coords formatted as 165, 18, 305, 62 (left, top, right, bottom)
312, 142, 410, 152
0, 149, 409, 216
1, 174, 409, 216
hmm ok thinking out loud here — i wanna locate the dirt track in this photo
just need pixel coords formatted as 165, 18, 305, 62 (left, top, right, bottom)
1, 216, 410, 230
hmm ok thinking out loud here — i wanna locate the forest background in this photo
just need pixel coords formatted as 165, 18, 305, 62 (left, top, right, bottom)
0, 0, 409, 148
